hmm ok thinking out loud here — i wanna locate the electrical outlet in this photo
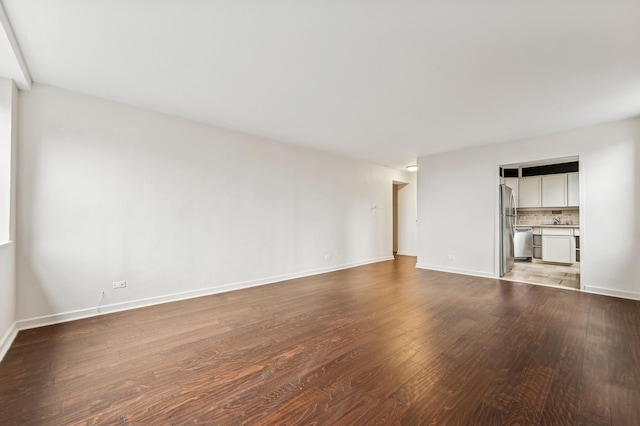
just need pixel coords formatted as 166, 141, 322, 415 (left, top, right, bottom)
324, 254, 331, 261
447, 254, 456, 261
112, 280, 127, 289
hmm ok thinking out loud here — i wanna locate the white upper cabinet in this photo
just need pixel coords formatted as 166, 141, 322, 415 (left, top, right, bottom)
567, 172, 579, 207
518, 176, 541, 208
504, 177, 518, 208
542, 174, 567, 207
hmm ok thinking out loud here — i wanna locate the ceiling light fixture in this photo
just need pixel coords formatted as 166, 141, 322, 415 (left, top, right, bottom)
406, 165, 418, 172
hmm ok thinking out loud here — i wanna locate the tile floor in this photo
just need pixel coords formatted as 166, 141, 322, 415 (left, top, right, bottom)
502, 259, 580, 289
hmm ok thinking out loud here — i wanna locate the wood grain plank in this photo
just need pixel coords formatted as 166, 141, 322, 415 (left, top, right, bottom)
428, 364, 496, 425
577, 362, 611, 424
503, 364, 554, 425
609, 384, 640, 425
538, 321, 586, 426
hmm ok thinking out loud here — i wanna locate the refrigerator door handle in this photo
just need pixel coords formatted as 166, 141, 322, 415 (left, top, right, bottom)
512, 192, 517, 226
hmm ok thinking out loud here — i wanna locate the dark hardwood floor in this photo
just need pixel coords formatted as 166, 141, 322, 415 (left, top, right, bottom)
1, 255, 639, 425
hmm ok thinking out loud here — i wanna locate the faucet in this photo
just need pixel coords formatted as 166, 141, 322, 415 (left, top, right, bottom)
553, 217, 561, 225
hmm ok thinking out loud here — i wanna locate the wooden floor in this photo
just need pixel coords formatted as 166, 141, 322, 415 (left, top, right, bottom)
503, 259, 580, 289
1, 256, 639, 425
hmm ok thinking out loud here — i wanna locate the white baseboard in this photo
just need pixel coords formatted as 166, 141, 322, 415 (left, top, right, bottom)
395, 251, 416, 256
583, 286, 640, 301
500, 277, 580, 292
16, 255, 395, 331
0, 322, 18, 362
415, 263, 495, 279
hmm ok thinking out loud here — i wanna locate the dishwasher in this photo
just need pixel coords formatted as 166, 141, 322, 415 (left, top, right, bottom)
514, 227, 533, 260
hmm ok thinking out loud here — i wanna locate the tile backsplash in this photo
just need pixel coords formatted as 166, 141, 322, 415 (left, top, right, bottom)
516, 209, 579, 226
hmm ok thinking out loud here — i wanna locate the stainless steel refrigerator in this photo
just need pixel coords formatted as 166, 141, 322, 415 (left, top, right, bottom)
499, 184, 516, 276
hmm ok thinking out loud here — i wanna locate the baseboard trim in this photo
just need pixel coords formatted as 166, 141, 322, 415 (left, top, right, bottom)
395, 251, 416, 256
16, 255, 395, 331
415, 263, 495, 279
415, 265, 640, 302
500, 277, 580, 293
583, 286, 640, 301
0, 322, 18, 362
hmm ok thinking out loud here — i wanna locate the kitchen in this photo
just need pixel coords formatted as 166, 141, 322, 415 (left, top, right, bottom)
499, 157, 580, 289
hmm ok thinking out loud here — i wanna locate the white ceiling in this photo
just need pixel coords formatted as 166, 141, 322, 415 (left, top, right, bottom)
2, 1, 640, 170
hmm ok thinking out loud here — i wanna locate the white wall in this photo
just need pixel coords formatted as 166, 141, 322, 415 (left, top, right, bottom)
397, 172, 417, 256
417, 116, 640, 300
0, 77, 17, 359
0, 78, 14, 241
0, 242, 14, 357
16, 84, 410, 324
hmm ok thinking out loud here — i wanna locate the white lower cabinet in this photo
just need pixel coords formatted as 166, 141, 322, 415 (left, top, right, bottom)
532, 227, 542, 259
542, 228, 576, 264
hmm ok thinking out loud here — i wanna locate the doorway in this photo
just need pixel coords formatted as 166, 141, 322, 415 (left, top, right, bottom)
392, 181, 410, 256
393, 183, 399, 254
499, 156, 581, 290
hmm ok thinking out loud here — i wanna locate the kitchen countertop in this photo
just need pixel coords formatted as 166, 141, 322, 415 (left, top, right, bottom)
516, 224, 580, 228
